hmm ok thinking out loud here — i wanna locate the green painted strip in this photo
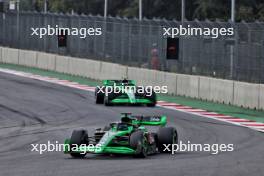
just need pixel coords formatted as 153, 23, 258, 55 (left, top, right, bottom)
0, 63, 263, 123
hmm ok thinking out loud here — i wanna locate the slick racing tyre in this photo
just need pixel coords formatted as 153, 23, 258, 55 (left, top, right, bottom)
145, 88, 156, 107
70, 130, 89, 158
104, 95, 112, 106
157, 127, 178, 153
104, 91, 116, 106
130, 131, 147, 158
95, 87, 105, 104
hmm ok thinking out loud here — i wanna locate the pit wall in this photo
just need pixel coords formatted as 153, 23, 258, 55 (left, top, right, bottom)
0, 47, 263, 110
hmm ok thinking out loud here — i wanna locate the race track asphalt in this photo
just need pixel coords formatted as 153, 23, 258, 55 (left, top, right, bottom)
0, 72, 263, 176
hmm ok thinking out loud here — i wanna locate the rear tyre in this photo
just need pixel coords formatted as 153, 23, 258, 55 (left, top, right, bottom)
157, 127, 178, 153
70, 130, 89, 158
146, 90, 156, 107
130, 131, 147, 158
147, 102, 156, 107
95, 87, 104, 104
104, 91, 116, 106
104, 95, 112, 106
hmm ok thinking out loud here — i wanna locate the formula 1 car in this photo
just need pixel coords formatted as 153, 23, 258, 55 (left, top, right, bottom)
95, 79, 156, 107
64, 113, 178, 158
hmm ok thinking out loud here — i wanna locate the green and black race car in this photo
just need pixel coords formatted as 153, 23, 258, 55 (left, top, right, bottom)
64, 113, 178, 158
95, 79, 156, 106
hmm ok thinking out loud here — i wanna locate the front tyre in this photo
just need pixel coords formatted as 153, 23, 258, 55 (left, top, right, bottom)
157, 127, 178, 153
70, 130, 89, 158
130, 131, 147, 158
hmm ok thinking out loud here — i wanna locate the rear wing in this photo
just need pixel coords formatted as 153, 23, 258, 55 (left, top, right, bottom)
103, 80, 136, 86
132, 115, 167, 127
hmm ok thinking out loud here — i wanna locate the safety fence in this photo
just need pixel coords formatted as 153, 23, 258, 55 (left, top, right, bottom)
0, 11, 263, 83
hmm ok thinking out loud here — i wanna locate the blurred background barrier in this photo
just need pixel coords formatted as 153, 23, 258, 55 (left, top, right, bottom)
55, 55, 69, 74
36, 52, 56, 70
199, 77, 212, 101
0, 12, 264, 84
19, 50, 37, 67
260, 85, 264, 110
0, 47, 2, 62
0, 46, 263, 110
210, 78, 234, 104
176, 74, 199, 98
233, 82, 260, 109
2, 47, 19, 64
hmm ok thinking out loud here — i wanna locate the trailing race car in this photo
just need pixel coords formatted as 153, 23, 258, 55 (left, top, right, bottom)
64, 113, 178, 158
95, 79, 156, 106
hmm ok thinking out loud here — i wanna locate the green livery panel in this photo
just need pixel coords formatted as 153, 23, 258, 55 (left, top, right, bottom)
63, 114, 170, 157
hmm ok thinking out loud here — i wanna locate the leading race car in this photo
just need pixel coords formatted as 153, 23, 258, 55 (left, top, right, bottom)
63, 113, 178, 158
95, 79, 156, 107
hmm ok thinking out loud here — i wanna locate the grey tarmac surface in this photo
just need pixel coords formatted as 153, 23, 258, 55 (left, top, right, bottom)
0, 72, 263, 176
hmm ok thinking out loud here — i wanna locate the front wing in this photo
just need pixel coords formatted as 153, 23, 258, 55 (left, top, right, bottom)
110, 97, 154, 104
63, 139, 137, 155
